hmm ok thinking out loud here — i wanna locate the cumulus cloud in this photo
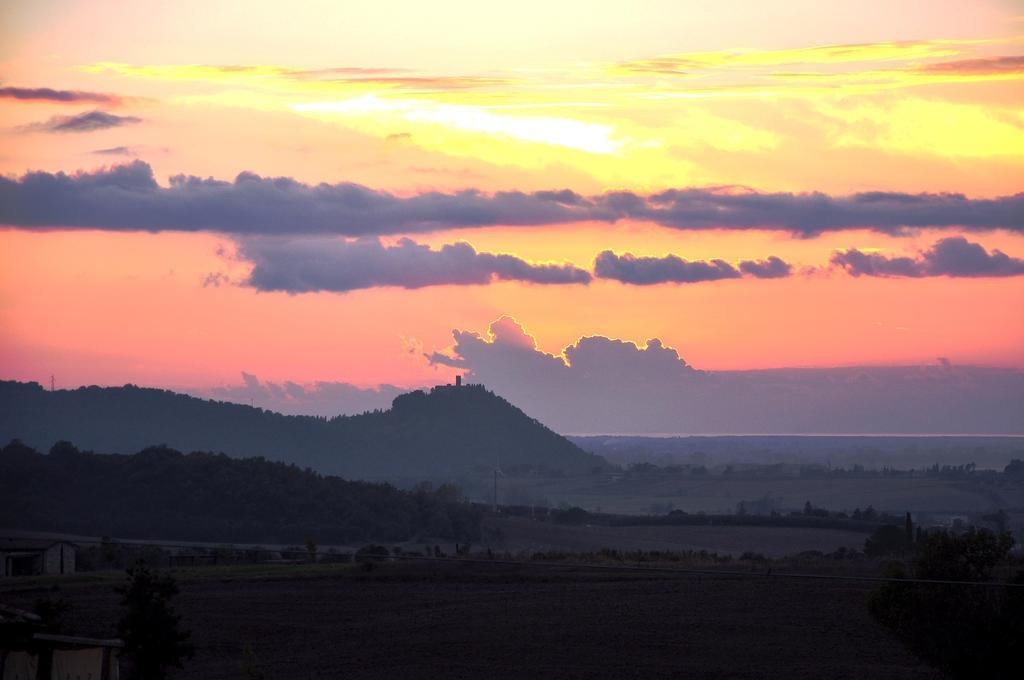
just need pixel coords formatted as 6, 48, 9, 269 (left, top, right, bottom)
1, 161, 1021, 236
198, 372, 403, 417
24, 111, 141, 133
831, 236, 1024, 278
0, 86, 121, 104
426, 318, 1024, 434
594, 251, 740, 284
239, 237, 591, 293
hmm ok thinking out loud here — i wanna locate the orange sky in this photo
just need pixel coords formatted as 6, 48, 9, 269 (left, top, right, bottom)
1, 1, 1022, 393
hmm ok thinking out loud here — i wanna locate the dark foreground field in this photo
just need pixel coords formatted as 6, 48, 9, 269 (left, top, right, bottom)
1, 562, 941, 680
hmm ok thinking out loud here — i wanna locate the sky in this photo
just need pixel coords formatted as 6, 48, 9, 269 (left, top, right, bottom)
1, 1, 1022, 431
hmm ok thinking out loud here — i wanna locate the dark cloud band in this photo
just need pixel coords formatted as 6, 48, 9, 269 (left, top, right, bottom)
1, 161, 1021, 236
239, 237, 591, 293
593, 251, 792, 284
738, 256, 792, 278
831, 237, 1024, 278
23, 111, 141, 134
594, 251, 740, 284
0, 86, 121, 104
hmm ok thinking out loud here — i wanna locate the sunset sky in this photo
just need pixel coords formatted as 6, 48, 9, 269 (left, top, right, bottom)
1, 0, 1022, 423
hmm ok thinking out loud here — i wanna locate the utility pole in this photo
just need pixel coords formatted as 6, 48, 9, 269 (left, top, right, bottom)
50, 375, 55, 392
493, 468, 498, 513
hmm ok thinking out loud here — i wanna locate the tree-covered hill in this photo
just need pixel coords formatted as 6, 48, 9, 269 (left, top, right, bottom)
0, 440, 481, 544
0, 381, 603, 480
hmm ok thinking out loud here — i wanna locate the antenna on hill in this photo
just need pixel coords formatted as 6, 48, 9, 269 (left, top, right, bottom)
50, 375, 55, 392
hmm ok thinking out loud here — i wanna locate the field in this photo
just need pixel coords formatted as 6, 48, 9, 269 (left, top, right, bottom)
487, 516, 870, 557
0, 561, 941, 680
494, 473, 1024, 516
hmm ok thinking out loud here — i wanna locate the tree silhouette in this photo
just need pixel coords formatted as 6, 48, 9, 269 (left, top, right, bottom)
116, 561, 194, 680
0, 439, 483, 544
864, 524, 910, 557
869, 529, 1021, 679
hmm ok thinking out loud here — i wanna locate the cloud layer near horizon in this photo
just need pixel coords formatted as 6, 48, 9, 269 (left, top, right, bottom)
426, 317, 1024, 434
2, 161, 1022, 236
200, 372, 401, 417
184, 318, 1024, 432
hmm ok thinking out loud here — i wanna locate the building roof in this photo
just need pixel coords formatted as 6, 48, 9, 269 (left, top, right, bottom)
34, 633, 124, 649
0, 537, 76, 552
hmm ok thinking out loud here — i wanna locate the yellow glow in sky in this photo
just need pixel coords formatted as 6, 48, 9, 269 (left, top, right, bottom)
0, 0, 1022, 396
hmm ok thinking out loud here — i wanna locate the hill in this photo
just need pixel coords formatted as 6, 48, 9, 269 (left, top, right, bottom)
0, 380, 603, 480
0, 439, 481, 543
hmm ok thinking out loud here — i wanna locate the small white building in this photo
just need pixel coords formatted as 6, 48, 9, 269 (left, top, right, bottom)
0, 539, 76, 577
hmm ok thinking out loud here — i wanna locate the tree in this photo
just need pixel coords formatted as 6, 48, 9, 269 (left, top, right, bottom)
864, 524, 910, 557
912, 528, 1013, 582
116, 561, 194, 680
355, 544, 390, 563
1004, 459, 1024, 479
241, 644, 265, 680
868, 528, 1021, 679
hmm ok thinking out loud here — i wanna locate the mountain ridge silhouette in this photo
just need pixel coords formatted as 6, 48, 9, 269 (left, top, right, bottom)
0, 380, 604, 480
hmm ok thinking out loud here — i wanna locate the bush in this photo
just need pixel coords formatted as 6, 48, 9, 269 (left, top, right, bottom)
552, 506, 590, 524
355, 544, 391, 563
864, 524, 910, 557
868, 529, 1021, 679
117, 561, 194, 680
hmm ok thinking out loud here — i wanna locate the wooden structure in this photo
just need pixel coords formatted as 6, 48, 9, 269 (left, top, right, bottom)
0, 606, 123, 679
